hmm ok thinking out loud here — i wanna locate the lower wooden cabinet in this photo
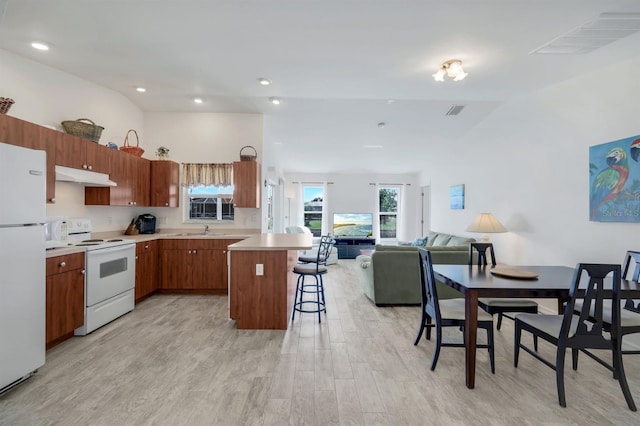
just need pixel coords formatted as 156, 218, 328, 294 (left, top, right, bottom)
46, 253, 85, 349
135, 240, 158, 303
159, 239, 239, 293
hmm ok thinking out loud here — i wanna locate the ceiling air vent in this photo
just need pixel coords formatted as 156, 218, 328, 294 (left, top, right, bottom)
446, 105, 465, 116
531, 12, 640, 55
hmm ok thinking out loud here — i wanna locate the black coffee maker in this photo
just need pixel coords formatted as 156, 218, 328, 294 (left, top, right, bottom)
135, 214, 157, 234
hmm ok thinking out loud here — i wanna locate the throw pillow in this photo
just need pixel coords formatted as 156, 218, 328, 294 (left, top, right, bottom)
411, 237, 428, 247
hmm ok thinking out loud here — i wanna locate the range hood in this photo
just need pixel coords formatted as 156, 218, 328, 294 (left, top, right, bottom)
55, 165, 117, 187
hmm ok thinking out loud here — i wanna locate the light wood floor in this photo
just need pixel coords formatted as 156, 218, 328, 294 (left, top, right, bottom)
2, 260, 639, 425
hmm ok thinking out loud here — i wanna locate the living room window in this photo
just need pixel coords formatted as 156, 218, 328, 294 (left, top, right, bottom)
379, 186, 399, 239
303, 185, 323, 237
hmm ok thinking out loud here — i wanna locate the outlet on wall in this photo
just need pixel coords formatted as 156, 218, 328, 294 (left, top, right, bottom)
256, 264, 264, 276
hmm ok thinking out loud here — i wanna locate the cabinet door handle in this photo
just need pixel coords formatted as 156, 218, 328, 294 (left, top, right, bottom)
165, 203, 169, 206
135, 255, 138, 260
50, 197, 56, 203
193, 250, 197, 254
81, 269, 86, 275
144, 245, 149, 249
188, 250, 191, 254
88, 165, 93, 170
82, 164, 88, 170
59, 261, 66, 267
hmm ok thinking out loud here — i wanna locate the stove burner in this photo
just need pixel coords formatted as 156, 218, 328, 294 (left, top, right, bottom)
107, 239, 123, 242
75, 242, 101, 246
82, 239, 104, 243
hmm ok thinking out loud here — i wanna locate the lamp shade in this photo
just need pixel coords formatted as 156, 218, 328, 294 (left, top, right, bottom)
466, 213, 507, 234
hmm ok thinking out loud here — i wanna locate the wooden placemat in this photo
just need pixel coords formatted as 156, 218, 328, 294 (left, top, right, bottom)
490, 267, 538, 280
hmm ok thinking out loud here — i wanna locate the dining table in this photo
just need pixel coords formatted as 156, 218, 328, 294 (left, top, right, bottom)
432, 264, 640, 389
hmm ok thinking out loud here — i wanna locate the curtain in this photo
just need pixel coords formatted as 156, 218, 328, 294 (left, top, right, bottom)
322, 181, 330, 235
398, 184, 408, 240
181, 163, 233, 187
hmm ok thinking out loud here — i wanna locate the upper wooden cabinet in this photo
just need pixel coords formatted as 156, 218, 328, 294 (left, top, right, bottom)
233, 161, 260, 208
150, 160, 179, 207
0, 114, 57, 203
85, 149, 150, 206
55, 135, 110, 174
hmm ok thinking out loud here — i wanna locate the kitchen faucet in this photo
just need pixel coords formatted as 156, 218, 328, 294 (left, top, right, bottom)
203, 224, 210, 235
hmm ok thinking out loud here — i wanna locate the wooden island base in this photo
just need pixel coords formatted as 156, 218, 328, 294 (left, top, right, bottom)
228, 234, 313, 329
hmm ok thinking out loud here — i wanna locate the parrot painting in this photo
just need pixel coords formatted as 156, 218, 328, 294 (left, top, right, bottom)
631, 138, 640, 162
590, 147, 629, 219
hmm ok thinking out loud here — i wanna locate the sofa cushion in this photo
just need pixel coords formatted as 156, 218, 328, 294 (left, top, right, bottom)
447, 236, 474, 247
431, 233, 452, 246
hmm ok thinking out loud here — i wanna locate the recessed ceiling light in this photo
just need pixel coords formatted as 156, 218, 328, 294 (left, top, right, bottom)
193, 98, 203, 104
136, 87, 146, 93
378, 122, 386, 128
269, 97, 281, 105
387, 99, 395, 104
363, 144, 384, 149
258, 78, 272, 86
31, 41, 49, 51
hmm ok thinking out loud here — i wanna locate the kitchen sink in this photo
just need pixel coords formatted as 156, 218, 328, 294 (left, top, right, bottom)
172, 232, 228, 236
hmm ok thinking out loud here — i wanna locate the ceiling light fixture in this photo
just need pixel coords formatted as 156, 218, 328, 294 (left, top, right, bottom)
269, 97, 281, 105
136, 87, 146, 93
31, 41, 49, 51
193, 98, 203, 104
433, 59, 468, 82
258, 78, 272, 86
377, 122, 386, 128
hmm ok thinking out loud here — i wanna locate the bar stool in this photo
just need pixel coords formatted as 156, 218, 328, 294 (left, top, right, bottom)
291, 237, 332, 322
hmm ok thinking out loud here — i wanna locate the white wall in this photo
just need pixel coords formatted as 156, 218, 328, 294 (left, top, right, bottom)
422, 57, 640, 267
283, 172, 420, 241
143, 112, 264, 231
1, 48, 263, 232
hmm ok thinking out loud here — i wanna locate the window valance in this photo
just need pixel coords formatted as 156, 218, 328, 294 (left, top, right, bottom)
181, 163, 233, 187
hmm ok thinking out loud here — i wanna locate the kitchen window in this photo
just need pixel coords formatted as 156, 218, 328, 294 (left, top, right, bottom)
181, 163, 234, 222
184, 185, 235, 221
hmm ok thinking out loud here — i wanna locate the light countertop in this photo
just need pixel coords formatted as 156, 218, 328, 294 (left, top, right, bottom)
45, 229, 259, 258
227, 233, 313, 251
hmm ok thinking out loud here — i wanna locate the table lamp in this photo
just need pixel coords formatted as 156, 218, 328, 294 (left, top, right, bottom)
466, 213, 507, 242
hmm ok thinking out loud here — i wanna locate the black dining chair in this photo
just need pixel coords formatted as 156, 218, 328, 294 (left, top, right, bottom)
415, 248, 495, 373
573, 251, 640, 356
514, 263, 636, 411
470, 243, 538, 349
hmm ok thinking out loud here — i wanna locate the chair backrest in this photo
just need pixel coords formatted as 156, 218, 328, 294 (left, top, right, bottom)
468, 242, 495, 267
562, 263, 621, 348
622, 251, 640, 313
317, 235, 334, 266
418, 248, 441, 323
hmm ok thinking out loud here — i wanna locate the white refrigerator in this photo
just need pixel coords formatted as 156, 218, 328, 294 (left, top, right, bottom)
0, 142, 46, 394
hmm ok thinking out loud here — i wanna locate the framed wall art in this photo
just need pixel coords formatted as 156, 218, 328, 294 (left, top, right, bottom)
450, 184, 465, 210
589, 134, 640, 222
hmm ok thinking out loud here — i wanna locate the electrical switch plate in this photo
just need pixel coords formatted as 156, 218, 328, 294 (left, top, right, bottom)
256, 264, 264, 276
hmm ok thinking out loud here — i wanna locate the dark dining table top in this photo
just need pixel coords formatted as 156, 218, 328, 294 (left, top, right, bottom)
432, 264, 640, 297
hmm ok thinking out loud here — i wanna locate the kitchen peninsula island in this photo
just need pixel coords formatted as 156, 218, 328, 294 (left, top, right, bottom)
228, 233, 313, 329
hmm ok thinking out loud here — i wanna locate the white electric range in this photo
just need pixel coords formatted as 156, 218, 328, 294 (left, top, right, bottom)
51, 218, 136, 335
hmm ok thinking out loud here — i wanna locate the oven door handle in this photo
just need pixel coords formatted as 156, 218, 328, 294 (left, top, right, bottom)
89, 244, 135, 255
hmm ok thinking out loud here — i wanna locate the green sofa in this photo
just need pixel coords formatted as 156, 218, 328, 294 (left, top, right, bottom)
355, 231, 475, 305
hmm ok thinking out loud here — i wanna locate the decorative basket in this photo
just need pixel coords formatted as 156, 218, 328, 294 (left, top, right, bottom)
119, 129, 144, 157
239, 145, 257, 161
61, 118, 104, 142
0, 97, 15, 114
